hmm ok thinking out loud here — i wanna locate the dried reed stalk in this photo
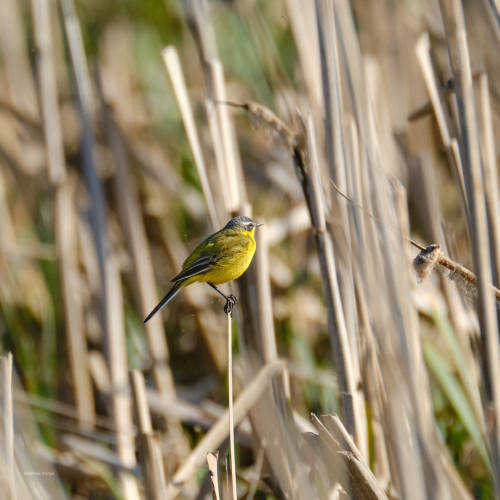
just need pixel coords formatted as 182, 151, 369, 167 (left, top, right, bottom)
105, 258, 141, 500
0, 0, 41, 178
206, 452, 221, 500
88, 350, 110, 395
31, 0, 95, 431
254, 224, 277, 363
394, 184, 461, 499
206, 99, 232, 213
181, 0, 218, 75
61, 0, 109, 391
55, 180, 96, 430
312, 414, 388, 500
440, 1, 500, 493
0, 0, 38, 118
130, 370, 167, 500
63, 434, 136, 472
339, 44, 435, 496
253, 221, 293, 399
161, 46, 219, 228
183, 0, 247, 215
30, 0, 66, 185
285, 0, 322, 109
477, 73, 500, 285
146, 390, 253, 439
354, 280, 392, 488
209, 60, 246, 213
1, 353, 15, 500
414, 33, 468, 217
14, 391, 115, 432
303, 113, 363, 443
60, 0, 95, 122
244, 447, 264, 500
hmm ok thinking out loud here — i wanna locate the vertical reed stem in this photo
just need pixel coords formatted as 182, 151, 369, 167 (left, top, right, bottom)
227, 312, 237, 500
1, 353, 15, 500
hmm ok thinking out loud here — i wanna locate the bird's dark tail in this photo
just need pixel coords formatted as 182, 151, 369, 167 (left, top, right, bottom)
143, 281, 184, 323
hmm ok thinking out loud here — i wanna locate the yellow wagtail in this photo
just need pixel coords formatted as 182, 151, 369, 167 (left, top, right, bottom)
144, 215, 263, 322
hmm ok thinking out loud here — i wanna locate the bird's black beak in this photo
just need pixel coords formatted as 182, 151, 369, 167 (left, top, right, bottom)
255, 222, 264, 228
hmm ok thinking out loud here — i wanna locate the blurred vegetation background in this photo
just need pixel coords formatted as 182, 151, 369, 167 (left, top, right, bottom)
0, 0, 499, 498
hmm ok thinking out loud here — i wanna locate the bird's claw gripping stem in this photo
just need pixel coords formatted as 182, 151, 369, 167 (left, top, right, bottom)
224, 295, 238, 315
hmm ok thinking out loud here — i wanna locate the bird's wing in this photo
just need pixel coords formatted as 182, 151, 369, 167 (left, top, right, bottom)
171, 253, 217, 282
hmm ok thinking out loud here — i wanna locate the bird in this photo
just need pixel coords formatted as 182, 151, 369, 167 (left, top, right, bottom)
144, 215, 263, 322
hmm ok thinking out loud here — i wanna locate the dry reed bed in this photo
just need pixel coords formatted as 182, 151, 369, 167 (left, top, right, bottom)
0, 0, 498, 498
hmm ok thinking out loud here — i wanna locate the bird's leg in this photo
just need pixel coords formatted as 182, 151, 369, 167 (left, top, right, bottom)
207, 283, 237, 314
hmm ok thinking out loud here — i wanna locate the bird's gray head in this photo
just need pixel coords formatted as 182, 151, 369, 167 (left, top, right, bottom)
224, 215, 263, 231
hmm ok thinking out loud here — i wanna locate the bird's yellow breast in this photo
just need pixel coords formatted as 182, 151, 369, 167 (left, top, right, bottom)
198, 229, 256, 285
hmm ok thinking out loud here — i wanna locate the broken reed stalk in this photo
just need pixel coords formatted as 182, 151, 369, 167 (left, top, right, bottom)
414, 35, 466, 224
161, 46, 219, 228
1, 353, 15, 500
209, 59, 244, 213
227, 312, 237, 500
311, 414, 389, 500
414, 33, 468, 219
207, 452, 221, 500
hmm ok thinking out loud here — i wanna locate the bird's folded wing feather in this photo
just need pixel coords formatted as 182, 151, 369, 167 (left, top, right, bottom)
171, 254, 217, 282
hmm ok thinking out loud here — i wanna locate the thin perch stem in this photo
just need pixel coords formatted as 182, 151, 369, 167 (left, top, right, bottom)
1, 353, 15, 500
227, 311, 237, 500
